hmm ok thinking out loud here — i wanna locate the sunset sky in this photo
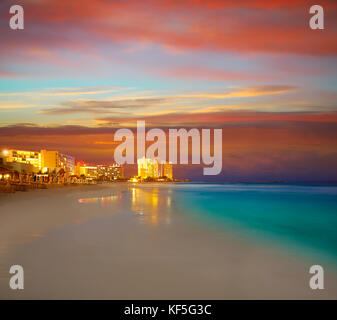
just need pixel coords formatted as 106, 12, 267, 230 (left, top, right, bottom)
1, 0, 337, 181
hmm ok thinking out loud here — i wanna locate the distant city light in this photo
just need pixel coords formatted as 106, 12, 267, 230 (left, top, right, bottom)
3, 150, 9, 156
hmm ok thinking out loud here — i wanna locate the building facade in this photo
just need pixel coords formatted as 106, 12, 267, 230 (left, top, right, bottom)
137, 157, 159, 179
159, 161, 173, 180
4, 149, 41, 169
59, 153, 75, 174
84, 166, 98, 179
97, 164, 124, 181
41, 150, 59, 171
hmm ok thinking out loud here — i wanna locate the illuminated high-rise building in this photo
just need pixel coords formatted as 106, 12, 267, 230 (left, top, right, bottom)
59, 153, 75, 174
41, 150, 59, 170
159, 161, 173, 180
137, 157, 159, 179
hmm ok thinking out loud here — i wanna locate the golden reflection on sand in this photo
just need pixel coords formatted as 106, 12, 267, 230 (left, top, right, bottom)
77, 195, 119, 206
130, 186, 171, 226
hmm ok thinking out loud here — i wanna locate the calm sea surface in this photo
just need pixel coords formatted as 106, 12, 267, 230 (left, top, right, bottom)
168, 183, 337, 263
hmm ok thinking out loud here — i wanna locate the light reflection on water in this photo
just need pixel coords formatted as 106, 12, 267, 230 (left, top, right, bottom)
77, 186, 173, 226
130, 186, 173, 226
77, 195, 119, 206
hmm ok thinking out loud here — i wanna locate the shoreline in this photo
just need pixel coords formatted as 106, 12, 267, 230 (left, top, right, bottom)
2, 180, 337, 196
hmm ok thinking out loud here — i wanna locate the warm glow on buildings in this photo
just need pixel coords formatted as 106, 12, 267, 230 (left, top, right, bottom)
74, 161, 86, 177
41, 150, 75, 174
85, 166, 98, 179
159, 161, 173, 180
130, 186, 171, 226
97, 164, 124, 181
75, 162, 98, 179
59, 153, 75, 174
137, 158, 173, 180
5, 149, 41, 168
1, 147, 125, 182
137, 157, 159, 179
41, 150, 59, 170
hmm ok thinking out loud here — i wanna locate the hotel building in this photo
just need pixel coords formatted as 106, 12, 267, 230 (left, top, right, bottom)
2, 149, 75, 175
2, 148, 124, 182
4, 149, 42, 169
40, 150, 75, 174
137, 157, 159, 179
159, 161, 173, 180
59, 153, 75, 174
97, 164, 124, 181
84, 165, 98, 179
40, 150, 59, 171
75, 162, 97, 179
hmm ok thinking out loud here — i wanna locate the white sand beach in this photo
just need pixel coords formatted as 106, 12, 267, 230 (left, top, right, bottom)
0, 183, 336, 299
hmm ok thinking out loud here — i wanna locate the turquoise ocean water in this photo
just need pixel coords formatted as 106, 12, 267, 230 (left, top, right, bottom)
169, 183, 337, 264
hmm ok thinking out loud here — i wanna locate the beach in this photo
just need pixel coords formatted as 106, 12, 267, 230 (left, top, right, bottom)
0, 183, 337, 299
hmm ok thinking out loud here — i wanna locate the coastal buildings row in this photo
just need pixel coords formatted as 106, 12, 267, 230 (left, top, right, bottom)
0, 149, 174, 183
0, 148, 123, 182
3, 149, 75, 173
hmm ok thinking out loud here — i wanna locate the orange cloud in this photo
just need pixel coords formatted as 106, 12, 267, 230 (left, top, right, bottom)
1, 0, 336, 58
94, 110, 337, 127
